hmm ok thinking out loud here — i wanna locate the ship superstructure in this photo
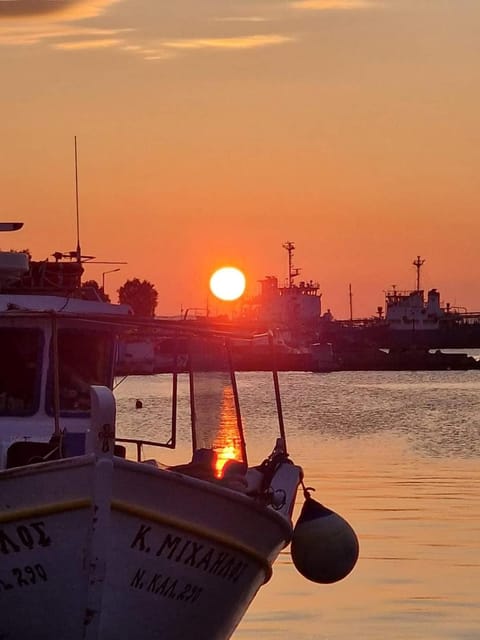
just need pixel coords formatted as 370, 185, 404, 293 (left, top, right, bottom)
384, 256, 456, 331
385, 287, 444, 331
245, 242, 322, 331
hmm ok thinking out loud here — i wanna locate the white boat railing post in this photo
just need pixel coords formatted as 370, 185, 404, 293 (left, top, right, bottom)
87, 385, 116, 457
84, 385, 116, 638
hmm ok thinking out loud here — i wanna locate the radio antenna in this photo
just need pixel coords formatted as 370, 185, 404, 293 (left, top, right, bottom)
74, 136, 81, 264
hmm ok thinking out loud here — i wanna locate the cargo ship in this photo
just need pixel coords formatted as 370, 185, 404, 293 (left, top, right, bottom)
115, 247, 480, 373
321, 256, 480, 351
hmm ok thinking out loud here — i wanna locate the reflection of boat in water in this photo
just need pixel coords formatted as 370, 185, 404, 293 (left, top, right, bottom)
0, 224, 359, 639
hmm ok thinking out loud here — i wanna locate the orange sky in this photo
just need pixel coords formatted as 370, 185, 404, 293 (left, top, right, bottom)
1, 0, 479, 319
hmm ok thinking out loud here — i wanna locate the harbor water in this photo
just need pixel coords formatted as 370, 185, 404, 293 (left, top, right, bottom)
114, 370, 480, 640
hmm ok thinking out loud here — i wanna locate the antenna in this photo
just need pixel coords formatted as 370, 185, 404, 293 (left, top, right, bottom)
413, 255, 425, 291
74, 136, 81, 265
53, 139, 126, 269
282, 241, 300, 287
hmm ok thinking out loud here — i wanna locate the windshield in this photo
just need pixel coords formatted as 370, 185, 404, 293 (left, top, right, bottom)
0, 327, 43, 416
189, 337, 247, 477
46, 328, 114, 415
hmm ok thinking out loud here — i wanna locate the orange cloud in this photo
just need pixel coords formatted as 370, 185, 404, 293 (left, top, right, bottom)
0, 24, 129, 46
0, 0, 121, 20
53, 37, 123, 50
0, 3, 293, 61
162, 34, 294, 51
213, 17, 268, 23
291, 0, 379, 8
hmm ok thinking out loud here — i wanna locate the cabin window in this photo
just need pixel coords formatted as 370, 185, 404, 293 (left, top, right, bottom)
46, 329, 114, 415
0, 328, 42, 416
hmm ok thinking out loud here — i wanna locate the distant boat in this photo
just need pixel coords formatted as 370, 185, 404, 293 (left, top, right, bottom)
385, 287, 444, 330
383, 257, 454, 332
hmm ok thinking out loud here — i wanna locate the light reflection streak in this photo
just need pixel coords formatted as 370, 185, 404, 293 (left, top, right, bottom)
212, 385, 244, 478
191, 372, 244, 478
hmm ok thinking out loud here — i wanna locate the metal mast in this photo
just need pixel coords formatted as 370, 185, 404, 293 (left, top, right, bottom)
413, 255, 425, 291
282, 241, 300, 288
74, 136, 81, 265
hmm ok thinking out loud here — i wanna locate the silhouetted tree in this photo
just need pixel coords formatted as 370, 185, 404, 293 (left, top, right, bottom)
118, 278, 158, 316
2, 248, 31, 257
81, 279, 110, 302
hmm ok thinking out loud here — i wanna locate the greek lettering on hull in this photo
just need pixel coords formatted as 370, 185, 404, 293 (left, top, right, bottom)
0, 522, 51, 555
129, 523, 249, 584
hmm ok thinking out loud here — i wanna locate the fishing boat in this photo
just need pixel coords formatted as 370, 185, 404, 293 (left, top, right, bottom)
0, 223, 359, 639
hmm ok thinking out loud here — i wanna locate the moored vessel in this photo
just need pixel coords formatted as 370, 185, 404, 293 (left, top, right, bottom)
0, 224, 359, 639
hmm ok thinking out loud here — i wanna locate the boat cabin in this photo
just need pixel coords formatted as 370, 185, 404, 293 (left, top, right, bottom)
0, 309, 123, 470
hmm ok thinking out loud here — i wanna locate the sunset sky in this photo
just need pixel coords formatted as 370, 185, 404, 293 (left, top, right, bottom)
1, 0, 479, 318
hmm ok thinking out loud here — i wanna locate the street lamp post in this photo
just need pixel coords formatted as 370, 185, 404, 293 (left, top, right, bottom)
102, 268, 120, 294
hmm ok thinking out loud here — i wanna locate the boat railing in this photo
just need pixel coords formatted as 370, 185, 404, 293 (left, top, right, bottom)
115, 436, 175, 462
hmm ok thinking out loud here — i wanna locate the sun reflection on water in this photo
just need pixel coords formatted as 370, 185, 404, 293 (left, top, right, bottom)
211, 386, 244, 478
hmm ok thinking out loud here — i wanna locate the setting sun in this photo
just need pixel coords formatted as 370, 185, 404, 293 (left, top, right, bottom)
209, 267, 246, 301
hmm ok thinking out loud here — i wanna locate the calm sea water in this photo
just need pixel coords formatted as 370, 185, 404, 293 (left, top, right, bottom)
114, 370, 480, 640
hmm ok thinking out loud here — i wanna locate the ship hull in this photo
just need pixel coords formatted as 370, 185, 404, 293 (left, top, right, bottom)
0, 455, 295, 640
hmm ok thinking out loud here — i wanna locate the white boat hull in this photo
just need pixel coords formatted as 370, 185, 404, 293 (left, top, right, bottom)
0, 454, 296, 640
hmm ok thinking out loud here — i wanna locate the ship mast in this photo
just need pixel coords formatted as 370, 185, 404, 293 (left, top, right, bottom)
413, 255, 425, 291
283, 241, 301, 288
74, 136, 81, 265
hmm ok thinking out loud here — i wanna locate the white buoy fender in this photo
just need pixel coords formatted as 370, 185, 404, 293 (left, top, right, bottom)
291, 497, 359, 584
